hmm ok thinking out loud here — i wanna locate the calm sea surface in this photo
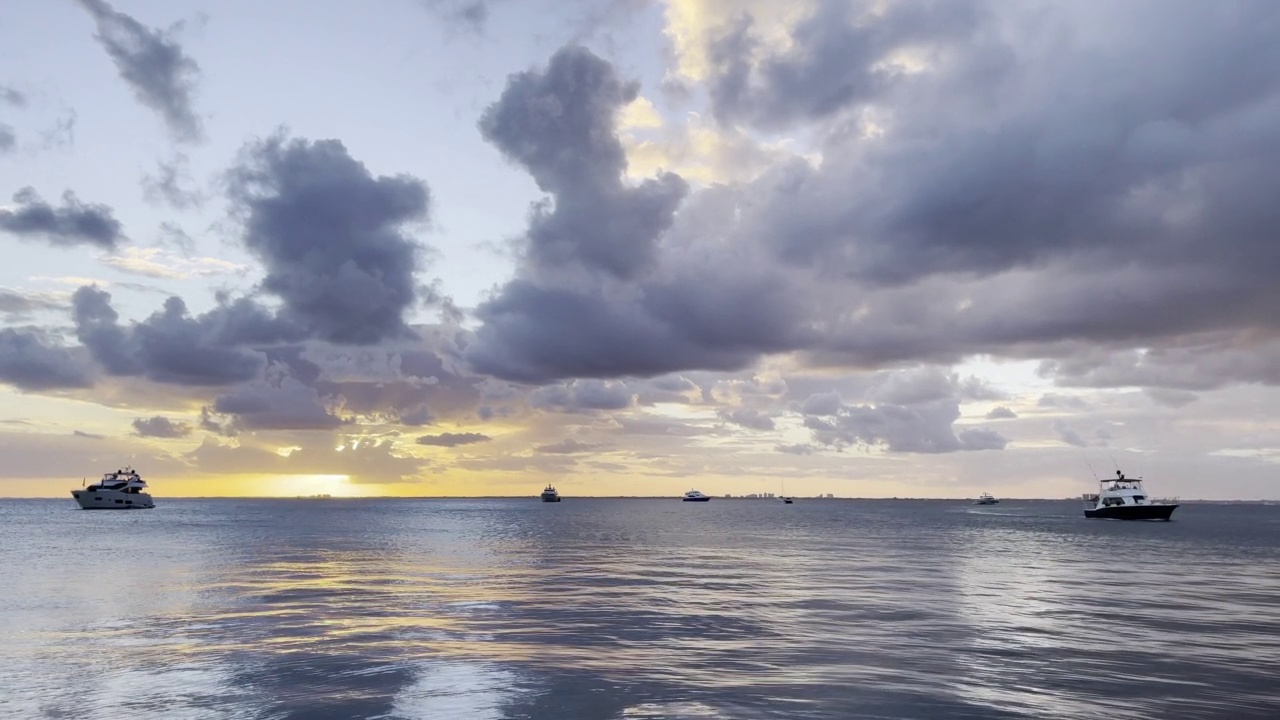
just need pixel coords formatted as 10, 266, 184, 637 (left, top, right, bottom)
2, 498, 1278, 719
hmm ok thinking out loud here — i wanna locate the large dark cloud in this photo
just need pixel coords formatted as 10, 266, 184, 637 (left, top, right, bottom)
803, 398, 1006, 454
705, 0, 985, 130
228, 136, 430, 345
469, 3, 1280, 389
71, 286, 295, 385
212, 370, 347, 430
0, 328, 93, 391
478, 45, 686, 279
0, 188, 123, 249
74, 0, 203, 142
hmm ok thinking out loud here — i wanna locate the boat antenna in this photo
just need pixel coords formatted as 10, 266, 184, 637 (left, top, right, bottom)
1079, 448, 1099, 482
1105, 448, 1121, 474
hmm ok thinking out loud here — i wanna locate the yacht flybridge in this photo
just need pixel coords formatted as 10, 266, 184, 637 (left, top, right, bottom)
682, 490, 710, 502
540, 484, 561, 502
71, 466, 155, 510
1082, 470, 1177, 521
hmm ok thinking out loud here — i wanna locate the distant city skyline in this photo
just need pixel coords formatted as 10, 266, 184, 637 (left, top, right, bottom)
2, 0, 1279, 499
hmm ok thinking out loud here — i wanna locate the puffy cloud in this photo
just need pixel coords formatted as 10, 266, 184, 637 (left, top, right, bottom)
468, 3, 1280, 389
142, 154, 203, 209
212, 369, 347, 431
985, 406, 1017, 420
0, 188, 123, 250
415, 432, 491, 447
478, 45, 687, 279
228, 135, 431, 345
131, 415, 192, 438
74, 0, 204, 142
804, 398, 1007, 453
71, 286, 293, 386
0, 328, 93, 391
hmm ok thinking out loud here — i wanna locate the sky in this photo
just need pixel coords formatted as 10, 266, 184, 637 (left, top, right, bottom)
1, 0, 1278, 499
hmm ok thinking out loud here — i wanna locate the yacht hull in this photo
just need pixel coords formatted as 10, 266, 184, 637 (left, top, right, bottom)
974, 500, 999, 505
540, 495, 561, 502
1084, 504, 1177, 521
71, 489, 154, 510
682, 497, 710, 502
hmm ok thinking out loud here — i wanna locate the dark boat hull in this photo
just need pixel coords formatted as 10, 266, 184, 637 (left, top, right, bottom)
540, 495, 561, 502
1084, 504, 1177, 521
682, 497, 710, 502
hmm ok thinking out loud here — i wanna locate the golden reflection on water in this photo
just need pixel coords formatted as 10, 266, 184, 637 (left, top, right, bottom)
3, 498, 1280, 719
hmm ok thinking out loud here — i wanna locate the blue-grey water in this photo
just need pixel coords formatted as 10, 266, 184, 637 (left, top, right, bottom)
2, 498, 1278, 719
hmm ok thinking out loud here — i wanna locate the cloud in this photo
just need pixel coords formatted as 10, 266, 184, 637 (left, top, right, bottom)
534, 438, 602, 454
1038, 394, 1088, 410
0, 86, 24, 153
74, 0, 203, 142
420, 0, 491, 32
228, 135, 431, 345
100, 247, 247, 280
985, 406, 1017, 420
468, 3, 1280, 390
530, 379, 632, 412
0, 288, 68, 319
142, 154, 203, 208
0, 188, 123, 249
717, 407, 776, 431
477, 45, 687, 279
415, 432, 491, 447
803, 397, 1007, 453
800, 391, 842, 416
212, 369, 347, 431
0, 327, 93, 391
1144, 387, 1199, 408
132, 415, 192, 438
1052, 419, 1088, 448
72, 286, 295, 385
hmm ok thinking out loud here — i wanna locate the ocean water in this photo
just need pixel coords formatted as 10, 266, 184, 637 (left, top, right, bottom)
1, 498, 1278, 720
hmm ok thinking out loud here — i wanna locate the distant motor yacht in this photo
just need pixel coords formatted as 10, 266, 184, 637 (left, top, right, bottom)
71, 466, 154, 510
974, 492, 999, 505
1082, 470, 1177, 521
540, 484, 561, 502
682, 490, 710, 502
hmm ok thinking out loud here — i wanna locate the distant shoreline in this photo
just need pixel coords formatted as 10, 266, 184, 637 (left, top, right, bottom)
3, 496, 1278, 503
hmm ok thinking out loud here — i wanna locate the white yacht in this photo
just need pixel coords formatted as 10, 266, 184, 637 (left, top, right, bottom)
682, 489, 710, 502
71, 466, 155, 510
974, 492, 998, 505
540, 484, 561, 502
1082, 470, 1177, 521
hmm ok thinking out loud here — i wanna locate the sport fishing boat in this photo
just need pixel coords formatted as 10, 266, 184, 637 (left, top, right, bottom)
974, 492, 999, 505
1082, 470, 1177, 521
682, 489, 710, 502
71, 466, 155, 510
540, 484, 561, 502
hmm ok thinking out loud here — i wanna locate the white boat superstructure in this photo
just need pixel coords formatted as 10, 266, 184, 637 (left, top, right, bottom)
1082, 470, 1177, 521
974, 492, 998, 505
71, 466, 155, 510
682, 489, 710, 502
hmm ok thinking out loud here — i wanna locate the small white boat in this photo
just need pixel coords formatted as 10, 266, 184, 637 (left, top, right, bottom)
682, 489, 710, 502
1083, 470, 1177, 520
540, 484, 561, 502
71, 466, 155, 510
974, 492, 998, 505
